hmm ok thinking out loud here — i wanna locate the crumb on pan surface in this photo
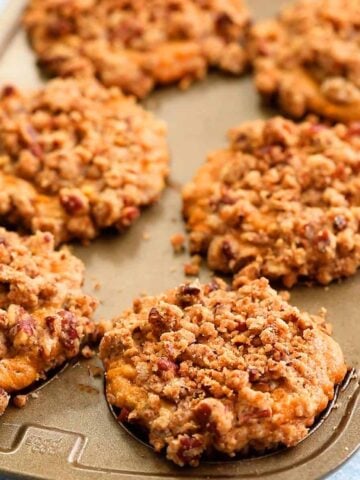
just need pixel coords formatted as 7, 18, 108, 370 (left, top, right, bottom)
23, 0, 251, 98
0, 228, 98, 416
100, 277, 346, 466
184, 254, 201, 276
0, 78, 169, 245
249, 0, 360, 122
170, 232, 186, 253
13, 394, 28, 409
182, 116, 360, 287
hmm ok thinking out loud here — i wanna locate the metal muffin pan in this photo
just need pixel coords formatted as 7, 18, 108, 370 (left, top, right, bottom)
0, 1, 358, 479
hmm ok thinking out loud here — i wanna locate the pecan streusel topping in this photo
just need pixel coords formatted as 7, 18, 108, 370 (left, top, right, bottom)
183, 116, 360, 287
23, 0, 250, 98
0, 228, 98, 416
249, 0, 360, 122
100, 278, 346, 466
0, 78, 169, 244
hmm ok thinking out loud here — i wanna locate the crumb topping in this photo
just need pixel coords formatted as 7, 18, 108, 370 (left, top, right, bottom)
170, 232, 186, 253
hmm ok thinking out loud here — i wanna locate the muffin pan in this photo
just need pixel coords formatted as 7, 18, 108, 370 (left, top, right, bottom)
0, 1, 359, 479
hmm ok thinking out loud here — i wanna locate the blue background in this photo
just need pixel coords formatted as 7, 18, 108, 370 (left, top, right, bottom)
0, 0, 358, 478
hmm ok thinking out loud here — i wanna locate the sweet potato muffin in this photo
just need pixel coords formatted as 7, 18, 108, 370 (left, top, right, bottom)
0, 228, 98, 416
0, 78, 169, 244
183, 116, 360, 287
100, 277, 346, 466
23, 0, 250, 98
249, 0, 360, 122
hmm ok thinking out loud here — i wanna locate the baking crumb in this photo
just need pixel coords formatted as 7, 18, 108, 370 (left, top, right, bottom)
179, 76, 192, 91
93, 281, 101, 291
139, 291, 148, 297
184, 255, 201, 276
13, 395, 28, 408
30, 392, 39, 399
170, 233, 185, 253
169, 265, 177, 273
142, 231, 151, 241
82, 345, 96, 359
279, 290, 290, 301
345, 447, 349, 451
184, 263, 199, 276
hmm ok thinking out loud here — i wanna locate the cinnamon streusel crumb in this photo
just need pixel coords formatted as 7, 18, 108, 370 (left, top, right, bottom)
184, 255, 201, 276
13, 395, 28, 409
170, 232, 186, 253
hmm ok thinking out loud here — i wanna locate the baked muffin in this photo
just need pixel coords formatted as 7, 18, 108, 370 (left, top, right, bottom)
0, 228, 98, 415
250, 0, 360, 121
100, 277, 346, 466
23, 0, 251, 98
0, 78, 169, 244
183, 116, 360, 287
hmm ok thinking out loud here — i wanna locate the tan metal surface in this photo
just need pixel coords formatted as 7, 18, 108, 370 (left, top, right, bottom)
0, 1, 359, 479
